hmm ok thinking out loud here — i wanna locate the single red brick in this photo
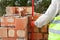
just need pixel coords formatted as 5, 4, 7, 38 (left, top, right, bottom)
7, 28, 16, 37
0, 17, 6, 26
44, 34, 48, 39
34, 26, 39, 32
15, 16, 28, 29
4, 17, 15, 27
2, 37, 16, 40
6, 7, 15, 14
33, 33, 43, 39
2, 37, 28, 40
15, 7, 19, 14
41, 25, 48, 33
16, 38, 27, 40
0, 28, 7, 37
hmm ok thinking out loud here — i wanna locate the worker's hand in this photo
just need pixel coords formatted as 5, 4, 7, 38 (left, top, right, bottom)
30, 21, 35, 27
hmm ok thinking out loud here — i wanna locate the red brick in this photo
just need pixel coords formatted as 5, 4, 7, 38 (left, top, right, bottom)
16, 38, 27, 40
16, 29, 27, 38
28, 15, 33, 32
15, 16, 28, 29
21, 7, 27, 16
28, 15, 32, 21
26, 7, 32, 14
2, 38, 16, 40
34, 26, 39, 32
33, 33, 43, 39
7, 28, 16, 37
4, 17, 15, 27
6, 7, 15, 14
41, 25, 48, 33
33, 13, 41, 21
6, 7, 27, 16
15, 7, 19, 14
15, 7, 27, 16
7, 28, 27, 38
0, 27, 7, 37
1, 37, 28, 40
8, 38, 16, 40
44, 34, 48, 39
1, 16, 28, 29
0, 17, 6, 26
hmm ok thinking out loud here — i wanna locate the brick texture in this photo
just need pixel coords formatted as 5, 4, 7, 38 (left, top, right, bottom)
41, 25, 48, 33
0, 16, 28, 40
1, 37, 27, 40
6, 7, 15, 14
7, 28, 27, 38
15, 16, 28, 29
33, 33, 43, 39
34, 26, 39, 33
44, 34, 48, 39
0, 10, 49, 40
6, 7, 28, 16
2, 38, 16, 40
28, 13, 48, 40
0, 27, 7, 37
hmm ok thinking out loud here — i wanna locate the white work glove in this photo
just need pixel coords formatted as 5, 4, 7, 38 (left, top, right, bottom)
34, 0, 60, 28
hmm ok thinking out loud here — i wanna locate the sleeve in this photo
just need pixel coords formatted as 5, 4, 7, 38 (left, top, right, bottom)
34, 2, 59, 28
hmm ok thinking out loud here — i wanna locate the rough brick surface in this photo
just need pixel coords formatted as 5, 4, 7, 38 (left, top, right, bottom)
28, 14, 48, 40
0, 17, 6, 26
34, 26, 39, 32
7, 28, 16, 37
6, 7, 15, 14
33, 13, 41, 21
7, 28, 27, 38
0, 16, 28, 40
0, 12, 49, 40
34, 33, 43, 39
41, 25, 48, 33
0, 28, 7, 37
15, 16, 28, 29
1, 37, 27, 40
0, 16, 28, 29
44, 34, 48, 39
2, 38, 16, 40
6, 7, 29, 16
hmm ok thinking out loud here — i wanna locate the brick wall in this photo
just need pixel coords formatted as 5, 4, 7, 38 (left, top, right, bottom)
0, 6, 49, 40
0, 16, 28, 40
28, 14, 48, 40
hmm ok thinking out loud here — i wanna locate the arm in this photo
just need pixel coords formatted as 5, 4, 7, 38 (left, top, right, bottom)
34, 1, 59, 28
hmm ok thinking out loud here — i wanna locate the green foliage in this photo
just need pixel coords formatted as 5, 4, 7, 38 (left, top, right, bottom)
35, 0, 51, 13
0, 0, 32, 16
0, 0, 51, 16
